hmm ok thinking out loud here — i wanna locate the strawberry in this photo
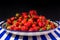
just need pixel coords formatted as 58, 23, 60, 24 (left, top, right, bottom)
33, 15, 39, 19
15, 22, 20, 27
37, 19, 41, 23
14, 27, 20, 31
29, 10, 37, 16
17, 18, 22, 22
21, 26, 28, 31
24, 15, 28, 19
32, 24, 36, 28
33, 27, 38, 31
10, 17, 15, 21
39, 16, 46, 20
21, 19, 27, 24
29, 28, 33, 31
7, 19, 11, 24
24, 22, 31, 27
42, 27, 46, 31
10, 25, 15, 30
38, 22, 43, 28
28, 18, 33, 24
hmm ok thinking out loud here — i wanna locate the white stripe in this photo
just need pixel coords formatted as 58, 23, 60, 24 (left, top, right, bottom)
56, 37, 60, 40
10, 34, 16, 40
0, 21, 4, 25
18, 36, 23, 40
51, 31, 59, 40
55, 29, 60, 34
37, 36, 41, 40
0, 32, 9, 40
28, 36, 32, 40
0, 29, 5, 34
45, 34, 51, 40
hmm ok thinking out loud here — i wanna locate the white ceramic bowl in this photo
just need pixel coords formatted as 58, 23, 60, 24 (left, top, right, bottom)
2, 21, 58, 36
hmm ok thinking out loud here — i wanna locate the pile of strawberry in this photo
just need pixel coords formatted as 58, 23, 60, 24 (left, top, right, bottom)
6, 10, 57, 32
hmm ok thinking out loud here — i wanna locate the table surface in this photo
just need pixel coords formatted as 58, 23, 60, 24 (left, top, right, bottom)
0, 21, 60, 40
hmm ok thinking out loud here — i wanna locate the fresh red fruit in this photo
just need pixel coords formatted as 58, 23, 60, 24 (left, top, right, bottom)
45, 20, 50, 25
37, 19, 41, 23
21, 26, 28, 31
24, 22, 31, 27
42, 27, 46, 31
24, 15, 28, 19
10, 25, 15, 30
15, 22, 20, 27
21, 19, 27, 24
29, 28, 33, 31
28, 18, 33, 24
32, 24, 36, 28
34, 22, 37, 25
33, 15, 39, 19
10, 17, 15, 21
22, 12, 27, 15
29, 10, 37, 16
17, 18, 22, 22
39, 16, 46, 21
50, 23, 55, 29
38, 22, 45, 27
7, 19, 11, 24
22, 12, 27, 16
14, 27, 20, 31
32, 26, 38, 31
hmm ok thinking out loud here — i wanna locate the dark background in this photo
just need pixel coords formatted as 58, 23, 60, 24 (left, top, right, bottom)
0, 0, 60, 21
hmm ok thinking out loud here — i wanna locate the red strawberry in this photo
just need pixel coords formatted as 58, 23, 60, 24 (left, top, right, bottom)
10, 25, 15, 30
38, 22, 45, 27
33, 15, 39, 19
33, 27, 38, 31
24, 15, 28, 19
21, 26, 28, 31
29, 28, 33, 31
38, 22, 42, 28
24, 22, 31, 27
39, 16, 46, 20
42, 27, 46, 31
29, 10, 37, 16
37, 19, 41, 23
14, 27, 20, 31
28, 18, 33, 24
10, 17, 15, 21
34, 22, 37, 25
15, 22, 20, 27
21, 19, 27, 24
7, 19, 11, 24
32, 24, 36, 28
17, 18, 22, 22
22, 12, 27, 15
50, 23, 55, 29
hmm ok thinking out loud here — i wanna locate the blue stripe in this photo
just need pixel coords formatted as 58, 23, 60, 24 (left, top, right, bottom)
5, 33, 12, 40
32, 36, 37, 40
40, 35, 47, 40
54, 31, 60, 37
0, 30, 6, 38
23, 36, 28, 40
48, 33, 56, 40
58, 28, 60, 31
14, 35, 19, 40
0, 28, 2, 30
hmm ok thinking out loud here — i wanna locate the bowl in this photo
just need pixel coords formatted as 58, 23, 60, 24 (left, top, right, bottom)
2, 21, 58, 36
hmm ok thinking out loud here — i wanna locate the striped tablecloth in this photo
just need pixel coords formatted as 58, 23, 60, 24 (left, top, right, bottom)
0, 21, 60, 40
